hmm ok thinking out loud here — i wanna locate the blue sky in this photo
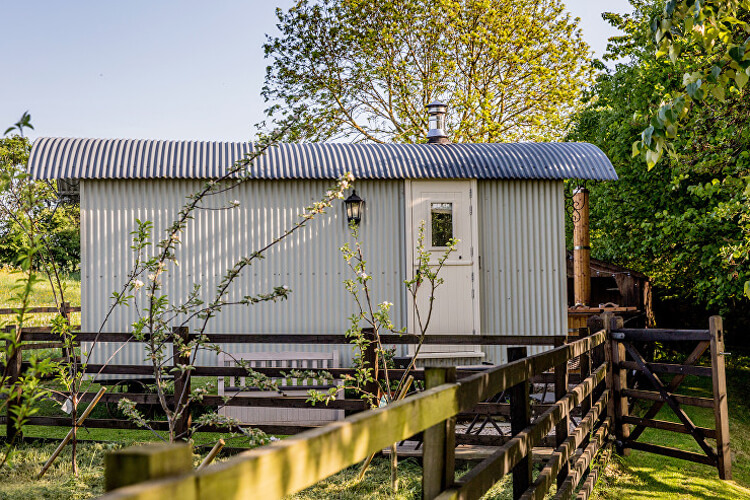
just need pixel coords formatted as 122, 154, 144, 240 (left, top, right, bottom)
1, 0, 633, 142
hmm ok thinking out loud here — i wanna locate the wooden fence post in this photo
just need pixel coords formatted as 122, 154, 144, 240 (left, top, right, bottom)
172, 326, 191, 440
59, 301, 72, 361
579, 341, 592, 479
5, 326, 23, 442
362, 328, 378, 398
605, 313, 629, 456
508, 346, 531, 500
709, 316, 731, 480
554, 336, 570, 489
104, 442, 194, 492
422, 366, 456, 500
602, 312, 616, 444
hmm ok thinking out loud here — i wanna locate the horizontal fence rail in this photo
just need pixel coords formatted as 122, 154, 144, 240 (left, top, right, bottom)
0, 305, 81, 315
13, 331, 565, 345
98, 331, 609, 500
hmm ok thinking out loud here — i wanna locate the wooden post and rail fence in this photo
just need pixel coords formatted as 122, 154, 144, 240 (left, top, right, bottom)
1, 310, 733, 498
1, 303, 81, 439
97, 331, 611, 500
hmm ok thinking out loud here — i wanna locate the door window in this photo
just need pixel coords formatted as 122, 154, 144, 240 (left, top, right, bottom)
431, 202, 453, 247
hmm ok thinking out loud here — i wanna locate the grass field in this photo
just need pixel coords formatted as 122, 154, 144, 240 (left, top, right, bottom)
591, 368, 750, 499
0, 266, 81, 327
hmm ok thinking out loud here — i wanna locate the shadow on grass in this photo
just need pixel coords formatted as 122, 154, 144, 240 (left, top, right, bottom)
593, 368, 750, 499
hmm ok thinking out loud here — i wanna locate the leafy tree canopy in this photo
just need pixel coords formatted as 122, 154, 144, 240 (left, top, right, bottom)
260, 0, 593, 143
634, 0, 750, 167
0, 135, 80, 273
568, 0, 750, 322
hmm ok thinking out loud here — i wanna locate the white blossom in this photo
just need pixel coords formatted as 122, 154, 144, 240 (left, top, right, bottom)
132, 279, 144, 290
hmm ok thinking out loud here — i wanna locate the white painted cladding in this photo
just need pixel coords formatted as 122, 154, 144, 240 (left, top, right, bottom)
81, 178, 565, 368
81, 179, 407, 368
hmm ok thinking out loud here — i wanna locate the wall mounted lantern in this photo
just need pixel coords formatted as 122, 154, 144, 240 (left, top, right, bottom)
344, 190, 364, 225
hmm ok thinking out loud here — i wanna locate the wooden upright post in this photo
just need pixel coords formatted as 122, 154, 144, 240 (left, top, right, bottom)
554, 337, 570, 489
602, 312, 615, 437
579, 341, 593, 477
104, 443, 193, 492
508, 346, 531, 500
607, 314, 630, 455
362, 328, 379, 398
709, 316, 731, 480
422, 367, 456, 500
5, 328, 23, 441
573, 187, 591, 307
172, 326, 191, 440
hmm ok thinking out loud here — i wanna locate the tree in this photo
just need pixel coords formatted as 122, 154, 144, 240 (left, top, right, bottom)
0, 115, 78, 472
568, 1, 750, 333
260, 0, 593, 143
634, 0, 750, 167
0, 135, 80, 273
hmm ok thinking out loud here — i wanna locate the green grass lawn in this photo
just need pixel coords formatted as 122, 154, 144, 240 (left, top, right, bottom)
591, 368, 750, 499
0, 266, 81, 327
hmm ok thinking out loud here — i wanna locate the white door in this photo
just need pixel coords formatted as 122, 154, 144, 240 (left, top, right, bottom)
406, 180, 481, 359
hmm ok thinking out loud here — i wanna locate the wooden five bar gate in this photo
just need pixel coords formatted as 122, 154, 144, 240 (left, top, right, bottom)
608, 314, 731, 480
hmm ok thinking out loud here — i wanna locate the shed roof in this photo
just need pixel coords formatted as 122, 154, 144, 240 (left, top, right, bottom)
28, 137, 617, 181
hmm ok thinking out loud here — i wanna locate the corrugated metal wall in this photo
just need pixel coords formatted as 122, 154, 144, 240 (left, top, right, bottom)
477, 180, 567, 364
81, 179, 406, 367
81, 178, 566, 369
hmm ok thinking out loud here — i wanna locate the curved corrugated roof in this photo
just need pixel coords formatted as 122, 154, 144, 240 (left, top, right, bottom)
28, 137, 617, 181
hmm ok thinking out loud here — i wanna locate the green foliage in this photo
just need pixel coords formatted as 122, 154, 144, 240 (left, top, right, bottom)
0, 135, 80, 273
568, 1, 750, 321
635, 0, 750, 167
261, 0, 593, 143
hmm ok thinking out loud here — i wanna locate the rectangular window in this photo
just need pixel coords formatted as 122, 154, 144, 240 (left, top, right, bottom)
431, 202, 453, 247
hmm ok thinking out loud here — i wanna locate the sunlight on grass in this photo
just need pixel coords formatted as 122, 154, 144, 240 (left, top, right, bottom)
0, 266, 81, 327
592, 369, 750, 499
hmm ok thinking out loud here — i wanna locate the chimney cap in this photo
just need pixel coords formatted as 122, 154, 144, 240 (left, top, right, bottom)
426, 100, 448, 112
426, 100, 449, 144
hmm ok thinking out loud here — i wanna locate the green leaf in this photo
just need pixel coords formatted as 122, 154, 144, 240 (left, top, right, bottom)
669, 43, 680, 63
686, 79, 703, 99
646, 148, 662, 170
745, 280, 750, 299
711, 84, 726, 101
736, 70, 749, 89
642, 125, 654, 147
729, 45, 745, 64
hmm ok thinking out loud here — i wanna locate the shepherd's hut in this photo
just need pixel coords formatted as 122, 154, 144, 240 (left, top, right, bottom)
27, 104, 617, 368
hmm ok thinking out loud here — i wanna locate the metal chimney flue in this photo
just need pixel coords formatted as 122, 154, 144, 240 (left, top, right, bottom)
426, 100, 450, 144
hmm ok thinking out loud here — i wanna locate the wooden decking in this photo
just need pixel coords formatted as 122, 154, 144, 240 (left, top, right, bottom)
383, 441, 555, 463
